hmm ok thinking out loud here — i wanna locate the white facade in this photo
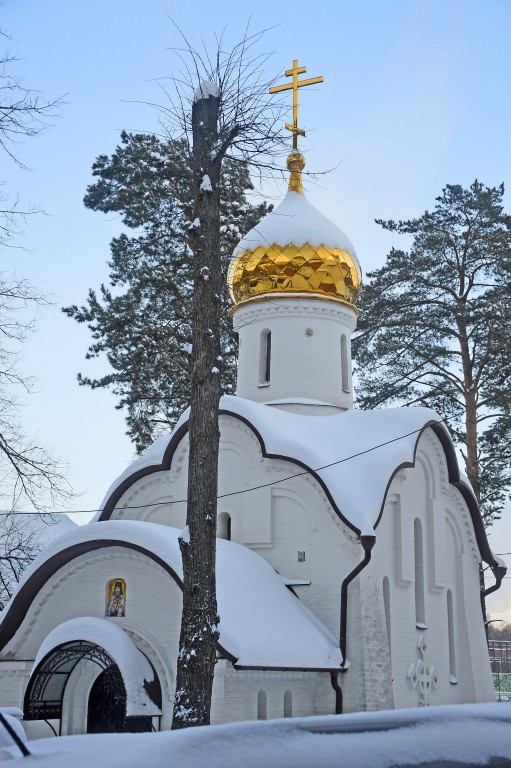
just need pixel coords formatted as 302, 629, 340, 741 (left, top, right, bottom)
0, 177, 503, 737
234, 296, 357, 412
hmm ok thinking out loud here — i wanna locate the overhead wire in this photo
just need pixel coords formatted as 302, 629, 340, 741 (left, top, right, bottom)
0, 422, 444, 517
1, 418, 510, 561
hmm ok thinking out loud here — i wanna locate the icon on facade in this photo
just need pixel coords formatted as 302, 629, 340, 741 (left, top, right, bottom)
106, 578, 126, 617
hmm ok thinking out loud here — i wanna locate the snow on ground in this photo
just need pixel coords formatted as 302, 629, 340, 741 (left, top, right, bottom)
0, 714, 26, 750
2, 704, 511, 767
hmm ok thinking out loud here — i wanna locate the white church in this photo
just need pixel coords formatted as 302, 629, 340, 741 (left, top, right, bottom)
0, 74, 505, 737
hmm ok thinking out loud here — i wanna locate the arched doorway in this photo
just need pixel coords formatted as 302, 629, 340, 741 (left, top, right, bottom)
24, 639, 161, 735
87, 665, 126, 734
87, 667, 154, 733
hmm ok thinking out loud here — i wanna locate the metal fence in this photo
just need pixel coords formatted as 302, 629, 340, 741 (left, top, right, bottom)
488, 640, 511, 701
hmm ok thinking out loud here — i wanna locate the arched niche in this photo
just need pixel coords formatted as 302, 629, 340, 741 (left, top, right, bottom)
217, 512, 232, 541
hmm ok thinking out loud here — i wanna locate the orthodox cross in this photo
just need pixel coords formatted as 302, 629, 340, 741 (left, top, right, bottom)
269, 59, 324, 150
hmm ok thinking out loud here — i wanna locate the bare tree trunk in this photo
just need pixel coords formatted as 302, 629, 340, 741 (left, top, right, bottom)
456, 309, 480, 500
456, 311, 488, 626
464, 388, 479, 498
172, 91, 223, 729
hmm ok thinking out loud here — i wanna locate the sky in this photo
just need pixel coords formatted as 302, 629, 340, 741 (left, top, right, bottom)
2, 0, 511, 620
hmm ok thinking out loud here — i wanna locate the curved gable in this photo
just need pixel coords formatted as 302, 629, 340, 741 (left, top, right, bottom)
97, 397, 498, 572
0, 522, 343, 670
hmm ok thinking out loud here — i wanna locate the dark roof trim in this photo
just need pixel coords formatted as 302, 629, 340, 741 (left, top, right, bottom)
372, 419, 498, 570
99, 410, 497, 570
0, 538, 236, 664
233, 665, 340, 672
98, 422, 190, 523
98, 412, 359, 535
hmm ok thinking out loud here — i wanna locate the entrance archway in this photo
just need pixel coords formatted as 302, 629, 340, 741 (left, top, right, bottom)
25, 641, 119, 725
24, 638, 161, 735
86, 667, 153, 733
87, 665, 126, 734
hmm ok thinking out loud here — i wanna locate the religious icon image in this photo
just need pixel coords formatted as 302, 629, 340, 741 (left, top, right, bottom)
106, 578, 126, 617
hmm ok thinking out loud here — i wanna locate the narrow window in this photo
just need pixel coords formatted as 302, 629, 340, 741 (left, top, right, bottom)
259, 330, 271, 385
341, 335, 349, 393
257, 689, 267, 720
383, 577, 391, 657
284, 690, 292, 718
447, 589, 457, 683
217, 512, 231, 541
414, 518, 426, 627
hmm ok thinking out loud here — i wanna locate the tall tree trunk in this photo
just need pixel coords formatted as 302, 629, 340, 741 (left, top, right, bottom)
456, 309, 488, 628
172, 91, 222, 729
456, 309, 480, 499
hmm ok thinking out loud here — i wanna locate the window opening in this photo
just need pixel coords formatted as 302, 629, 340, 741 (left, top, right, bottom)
217, 512, 231, 541
414, 518, 426, 627
383, 576, 391, 656
257, 689, 267, 720
447, 589, 457, 683
341, 335, 349, 393
259, 330, 271, 385
284, 690, 292, 718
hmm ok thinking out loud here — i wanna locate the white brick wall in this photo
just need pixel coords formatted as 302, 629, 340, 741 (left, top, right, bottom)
233, 297, 357, 410
0, 417, 495, 731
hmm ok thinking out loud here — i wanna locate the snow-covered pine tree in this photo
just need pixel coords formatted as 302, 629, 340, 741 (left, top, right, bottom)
63, 131, 270, 453
353, 181, 511, 527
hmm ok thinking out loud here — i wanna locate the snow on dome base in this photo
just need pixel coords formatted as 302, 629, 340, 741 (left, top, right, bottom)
228, 191, 362, 307
233, 192, 358, 256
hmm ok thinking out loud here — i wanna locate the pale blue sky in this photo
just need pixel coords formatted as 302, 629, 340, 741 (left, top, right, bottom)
2, 0, 511, 617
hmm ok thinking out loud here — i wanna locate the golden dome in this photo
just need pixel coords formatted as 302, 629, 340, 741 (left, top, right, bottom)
228, 154, 361, 308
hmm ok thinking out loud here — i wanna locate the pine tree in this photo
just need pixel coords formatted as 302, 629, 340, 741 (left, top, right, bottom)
353, 181, 511, 526
63, 131, 270, 453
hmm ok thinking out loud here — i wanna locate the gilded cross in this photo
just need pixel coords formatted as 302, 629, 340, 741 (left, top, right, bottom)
269, 60, 324, 150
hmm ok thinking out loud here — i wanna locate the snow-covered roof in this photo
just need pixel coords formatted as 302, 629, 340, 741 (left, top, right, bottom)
1, 521, 342, 670
27, 514, 77, 547
100, 395, 468, 537
0, 512, 77, 547
97, 435, 172, 518
33, 617, 159, 716
492, 552, 507, 570
233, 191, 358, 262
212, 398, 456, 536
263, 397, 337, 406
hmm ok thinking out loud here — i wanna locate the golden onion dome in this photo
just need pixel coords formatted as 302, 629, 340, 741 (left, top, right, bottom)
228, 153, 362, 309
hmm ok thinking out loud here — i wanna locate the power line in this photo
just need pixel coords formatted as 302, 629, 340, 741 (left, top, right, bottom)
0, 422, 444, 517
3, 418, 509, 564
